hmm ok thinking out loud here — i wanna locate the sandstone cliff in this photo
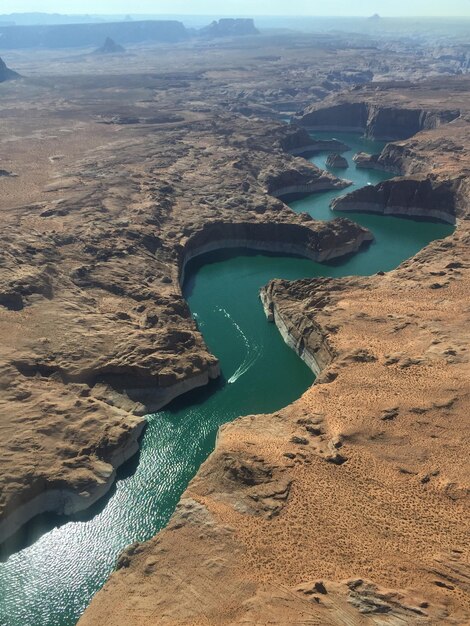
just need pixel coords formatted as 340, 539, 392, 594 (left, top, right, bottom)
331, 174, 462, 223
294, 79, 465, 140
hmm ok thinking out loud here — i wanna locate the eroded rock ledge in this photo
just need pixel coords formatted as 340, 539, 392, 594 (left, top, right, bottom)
179, 217, 371, 285
295, 90, 460, 140
330, 174, 462, 224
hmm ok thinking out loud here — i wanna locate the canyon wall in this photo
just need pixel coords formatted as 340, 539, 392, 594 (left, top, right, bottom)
179, 219, 373, 285
330, 175, 461, 223
296, 100, 460, 140
260, 279, 335, 376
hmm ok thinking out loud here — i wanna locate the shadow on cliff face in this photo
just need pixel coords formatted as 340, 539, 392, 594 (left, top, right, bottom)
182, 243, 377, 305
330, 175, 461, 224
295, 100, 461, 141
162, 376, 226, 415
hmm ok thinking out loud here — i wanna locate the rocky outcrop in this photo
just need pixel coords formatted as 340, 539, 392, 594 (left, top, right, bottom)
199, 18, 259, 38
94, 37, 125, 55
326, 153, 348, 168
260, 160, 351, 198
374, 129, 470, 176
295, 98, 460, 140
260, 278, 335, 376
331, 174, 461, 223
353, 151, 379, 168
352, 150, 399, 174
0, 415, 145, 544
277, 125, 350, 156
0, 56, 19, 82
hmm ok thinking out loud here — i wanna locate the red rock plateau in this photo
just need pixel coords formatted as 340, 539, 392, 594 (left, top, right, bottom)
0, 27, 468, 626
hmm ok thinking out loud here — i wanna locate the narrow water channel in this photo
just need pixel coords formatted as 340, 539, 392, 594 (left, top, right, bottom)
0, 132, 454, 626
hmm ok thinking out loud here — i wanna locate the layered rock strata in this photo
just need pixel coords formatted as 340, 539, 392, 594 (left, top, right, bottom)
278, 126, 351, 157
331, 174, 462, 224
261, 162, 350, 197
326, 153, 348, 168
179, 219, 372, 285
0, 20, 189, 49
294, 77, 469, 140
296, 99, 459, 139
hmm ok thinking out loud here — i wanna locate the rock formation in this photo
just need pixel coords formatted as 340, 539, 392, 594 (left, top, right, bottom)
352, 150, 379, 168
331, 174, 460, 223
259, 160, 350, 197
199, 18, 259, 38
294, 80, 463, 140
0, 56, 19, 82
326, 153, 348, 168
94, 37, 125, 55
277, 125, 351, 157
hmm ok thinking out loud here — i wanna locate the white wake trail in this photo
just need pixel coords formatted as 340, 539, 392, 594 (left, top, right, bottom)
216, 307, 261, 384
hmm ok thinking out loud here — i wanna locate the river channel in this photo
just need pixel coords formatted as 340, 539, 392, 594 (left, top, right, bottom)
0, 131, 454, 626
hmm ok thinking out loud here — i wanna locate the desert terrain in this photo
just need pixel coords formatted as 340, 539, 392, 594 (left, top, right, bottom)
0, 18, 468, 626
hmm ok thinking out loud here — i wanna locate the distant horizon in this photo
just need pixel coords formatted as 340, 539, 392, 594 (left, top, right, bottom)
1, 0, 469, 18
2, 11, 470, 17
1, 11, 470, 19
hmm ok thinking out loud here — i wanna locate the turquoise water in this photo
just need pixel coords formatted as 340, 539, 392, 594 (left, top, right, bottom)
289, 131, 454, 273
0, 133, 453, 626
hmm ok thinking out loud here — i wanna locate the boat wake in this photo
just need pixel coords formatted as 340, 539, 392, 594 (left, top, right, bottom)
216, 307, 261, 384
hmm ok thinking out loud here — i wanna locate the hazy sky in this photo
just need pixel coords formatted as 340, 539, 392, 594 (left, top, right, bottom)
1, 0, 469, 16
